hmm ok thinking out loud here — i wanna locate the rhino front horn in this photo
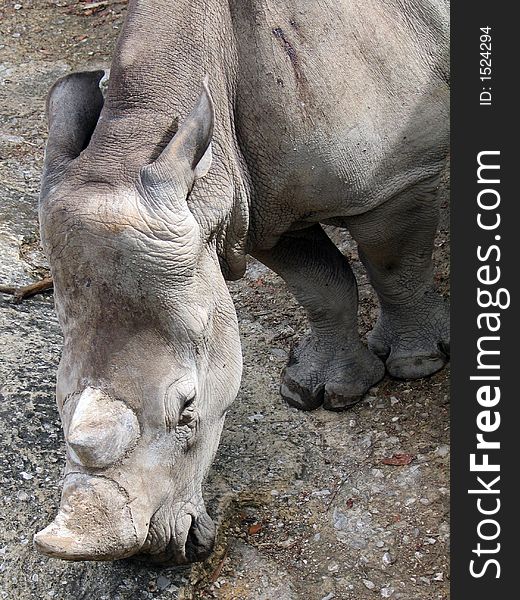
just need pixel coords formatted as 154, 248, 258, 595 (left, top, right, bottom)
66, 387, 140, 468
34, 474, 147, 560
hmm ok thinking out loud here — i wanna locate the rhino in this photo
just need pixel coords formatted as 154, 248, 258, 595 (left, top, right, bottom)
33, 0, 449, 564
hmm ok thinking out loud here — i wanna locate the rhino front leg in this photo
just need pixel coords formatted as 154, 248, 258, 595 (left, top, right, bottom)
254, 225, 384, 411
347, 177, 450, 380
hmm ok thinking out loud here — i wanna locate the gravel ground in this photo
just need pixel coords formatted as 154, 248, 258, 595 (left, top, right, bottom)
0, 2, 450, 599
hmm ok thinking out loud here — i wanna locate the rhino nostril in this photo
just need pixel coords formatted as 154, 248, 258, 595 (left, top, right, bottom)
184, 512, 216, 563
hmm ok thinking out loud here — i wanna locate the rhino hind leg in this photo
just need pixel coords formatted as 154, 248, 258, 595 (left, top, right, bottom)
347, 177, 450, 380
254, 225, 385, 411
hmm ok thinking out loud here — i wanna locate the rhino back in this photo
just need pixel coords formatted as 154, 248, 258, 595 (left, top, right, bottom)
230, 0, 449, 241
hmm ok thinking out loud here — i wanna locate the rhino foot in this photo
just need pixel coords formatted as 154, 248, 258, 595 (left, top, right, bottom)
369, 291, 450, 380
280, 333, 385, 411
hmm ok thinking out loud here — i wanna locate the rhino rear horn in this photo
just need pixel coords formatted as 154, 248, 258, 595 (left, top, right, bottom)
66, 387, 139, 468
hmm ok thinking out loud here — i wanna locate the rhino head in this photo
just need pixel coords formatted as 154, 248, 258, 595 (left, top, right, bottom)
33, 71, 243, 563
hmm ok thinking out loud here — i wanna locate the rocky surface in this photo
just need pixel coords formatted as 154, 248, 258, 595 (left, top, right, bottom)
0, 2, 450, 599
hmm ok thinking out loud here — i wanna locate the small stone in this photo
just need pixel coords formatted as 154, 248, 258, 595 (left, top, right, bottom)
381, 588, 394, 598
382, 552, 395, 565
327, 562, 339, 573
390, 396, 399, 405
20, 472, 32, 480
376, 541, 385, 548
435, 444, 450, 457
363, 579, 376, 590
278, 537, 295, 548
433, 572, 444, 581
272, 325, 294, 340
17, 491, 29, 501
361, 434, 373, 449
14, 4, 23, 9
156, 575, 171, 590
312, 489, 331, 497
247, 413, 264, 422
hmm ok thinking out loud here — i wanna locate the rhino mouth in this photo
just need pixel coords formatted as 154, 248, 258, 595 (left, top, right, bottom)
138, 503, 216, 565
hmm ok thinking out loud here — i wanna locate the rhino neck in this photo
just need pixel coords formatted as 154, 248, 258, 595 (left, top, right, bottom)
89, 0, 235, 163
81, 0, 250, 279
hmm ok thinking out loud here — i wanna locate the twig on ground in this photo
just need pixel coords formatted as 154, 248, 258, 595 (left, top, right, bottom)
0, 276, 53, 303
209, 545, 229, 583
324, 473, 351, 512
79, 0, 127, 11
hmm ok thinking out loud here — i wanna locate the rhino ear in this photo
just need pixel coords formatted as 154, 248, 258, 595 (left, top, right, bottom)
42, 70, 105, 195
141, 77, 214, 192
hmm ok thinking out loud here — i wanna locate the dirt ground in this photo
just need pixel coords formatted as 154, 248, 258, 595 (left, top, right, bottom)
0, 2, 450, 599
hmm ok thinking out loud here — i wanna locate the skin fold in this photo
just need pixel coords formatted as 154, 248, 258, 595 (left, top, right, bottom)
34, 0, 449, 563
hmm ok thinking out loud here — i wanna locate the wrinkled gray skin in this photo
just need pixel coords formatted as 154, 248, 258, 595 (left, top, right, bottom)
34, 0, 449, 564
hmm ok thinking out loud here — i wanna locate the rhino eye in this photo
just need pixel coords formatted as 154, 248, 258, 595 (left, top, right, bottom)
164, 378, 197, 432
178, 393, 196, 427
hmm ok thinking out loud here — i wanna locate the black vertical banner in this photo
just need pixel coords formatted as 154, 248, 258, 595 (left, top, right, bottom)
451, 3, 516, 599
